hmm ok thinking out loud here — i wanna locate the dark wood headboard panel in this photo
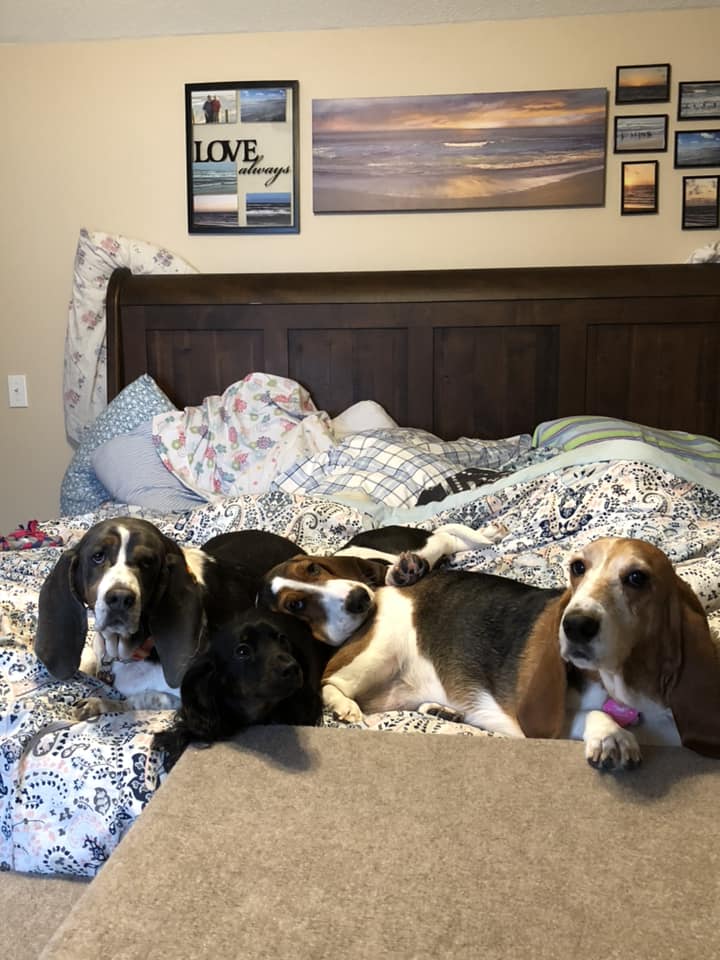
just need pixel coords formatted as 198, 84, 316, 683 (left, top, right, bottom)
106, 264, 720, 440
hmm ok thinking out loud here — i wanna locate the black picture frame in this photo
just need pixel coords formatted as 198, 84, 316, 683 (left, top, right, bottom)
613, 114, 668, 153
674, 129, 720, 168
185, 80, 299, 235
621, 160, 659, 215
682, 175, 720, 229
615, 63, 671, 104
678, 81, 720, 121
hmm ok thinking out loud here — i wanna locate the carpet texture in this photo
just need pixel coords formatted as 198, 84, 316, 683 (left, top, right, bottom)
1, 872, 88, 959
41, 728, 720, 959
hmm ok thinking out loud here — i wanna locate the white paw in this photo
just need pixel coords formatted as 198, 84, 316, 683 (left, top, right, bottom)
584, 710, 641, 770
323, 685, 365, 725
482, 521, 509, 543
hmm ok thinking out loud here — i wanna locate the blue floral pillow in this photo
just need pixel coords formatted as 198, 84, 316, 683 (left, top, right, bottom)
60, 375, 176, 515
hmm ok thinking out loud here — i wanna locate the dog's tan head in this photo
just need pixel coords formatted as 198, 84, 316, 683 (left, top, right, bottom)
559, 536, 720, 757
258, 554, 388, 646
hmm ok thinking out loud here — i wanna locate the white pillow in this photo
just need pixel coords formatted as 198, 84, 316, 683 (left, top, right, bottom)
330, 401, 398, 439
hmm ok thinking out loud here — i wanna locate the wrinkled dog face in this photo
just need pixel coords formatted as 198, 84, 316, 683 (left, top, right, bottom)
74, 520, 167, 639
559, 537, 665, 672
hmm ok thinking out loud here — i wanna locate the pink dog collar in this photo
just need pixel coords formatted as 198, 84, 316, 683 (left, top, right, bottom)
602, 697, 640, 727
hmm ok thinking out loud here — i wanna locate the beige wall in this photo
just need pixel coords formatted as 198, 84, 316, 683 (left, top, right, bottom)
1, 8, 719, 531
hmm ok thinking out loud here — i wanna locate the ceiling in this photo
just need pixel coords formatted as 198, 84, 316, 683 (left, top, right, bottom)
1, 0, 719, 44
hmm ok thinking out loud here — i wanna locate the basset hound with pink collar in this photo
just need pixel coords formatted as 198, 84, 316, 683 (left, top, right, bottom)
260, 536, 720, 768
560, 536, 720, 766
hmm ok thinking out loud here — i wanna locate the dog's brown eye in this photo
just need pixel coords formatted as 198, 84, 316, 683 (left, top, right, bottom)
233, 643, 252, 660
570, 559, 585, 577
287, 598, 305, 612
625, 570, 648, 589
91, 551, 105, 565
305, 562, 321, 576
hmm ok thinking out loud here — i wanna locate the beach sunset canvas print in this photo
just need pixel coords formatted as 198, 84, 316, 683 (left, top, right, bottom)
312, 88, 608, 213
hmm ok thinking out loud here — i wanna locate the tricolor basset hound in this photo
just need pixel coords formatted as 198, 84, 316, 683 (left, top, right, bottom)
34, 518, 304, 716
261, 536, 720, 768
560, 536, 720, 767
259, 554, 568, 739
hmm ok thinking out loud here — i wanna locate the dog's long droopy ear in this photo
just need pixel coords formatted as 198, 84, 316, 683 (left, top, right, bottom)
178, 655, 228, 742
667, 578, 720, 758
35, 550, 88, 680
149, 553, 205, 688
349, 557, 392, 588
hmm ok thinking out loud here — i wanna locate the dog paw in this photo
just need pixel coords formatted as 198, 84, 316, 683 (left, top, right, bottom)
322, 685, 365, 725
483, 520, 509, 543
584, 710, 641, 770
418, 701, 465, 723
74, 697, 129, 721
385, 551, 430, 587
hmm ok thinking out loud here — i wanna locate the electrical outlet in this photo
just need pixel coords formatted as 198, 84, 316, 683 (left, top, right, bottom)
8, 374, 28, 408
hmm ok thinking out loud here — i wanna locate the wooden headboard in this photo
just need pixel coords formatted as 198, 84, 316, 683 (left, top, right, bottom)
106, 264, 720, 440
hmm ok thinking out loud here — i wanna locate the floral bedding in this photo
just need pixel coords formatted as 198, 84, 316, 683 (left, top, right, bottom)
3, 446, 720, 878
63, 228, 195, 444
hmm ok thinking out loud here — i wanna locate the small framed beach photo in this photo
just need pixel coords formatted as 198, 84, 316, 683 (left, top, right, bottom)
621, 160, 659, 215
682, 175, 720, 229
674, 129, 720, 168
614, 115, 668, 153
615, 63, 671, 104
185, 80, 299, 234
678, 81, 720, 121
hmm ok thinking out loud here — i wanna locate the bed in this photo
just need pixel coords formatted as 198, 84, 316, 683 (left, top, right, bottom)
2, 261, 720, 879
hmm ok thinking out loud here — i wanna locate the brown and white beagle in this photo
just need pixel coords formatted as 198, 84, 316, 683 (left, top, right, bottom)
259, 554, 569, 740
261, 536, 720, 768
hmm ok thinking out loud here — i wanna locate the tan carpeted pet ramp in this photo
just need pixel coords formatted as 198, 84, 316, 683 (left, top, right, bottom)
42, 727, 720, 959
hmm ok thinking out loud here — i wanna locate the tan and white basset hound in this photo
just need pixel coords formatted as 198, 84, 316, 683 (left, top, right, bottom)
260, 536, 720, 768
560, 536, 720, 767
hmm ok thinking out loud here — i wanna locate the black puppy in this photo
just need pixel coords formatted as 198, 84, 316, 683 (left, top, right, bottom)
155, 608, 329, 764
201, 529, 306, 626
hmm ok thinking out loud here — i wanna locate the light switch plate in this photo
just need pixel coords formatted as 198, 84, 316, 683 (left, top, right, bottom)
8, 374, 28, 407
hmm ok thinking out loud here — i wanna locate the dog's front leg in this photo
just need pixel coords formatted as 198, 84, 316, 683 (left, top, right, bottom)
323, 634, 397, 725
583, 709, 641, 770
74, 661, 180, 720
322, 682, 365, 725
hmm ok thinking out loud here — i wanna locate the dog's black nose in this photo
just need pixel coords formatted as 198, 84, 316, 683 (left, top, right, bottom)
562, 613, 599, 645
345, 587, 372, 615
105, 587, 136, 611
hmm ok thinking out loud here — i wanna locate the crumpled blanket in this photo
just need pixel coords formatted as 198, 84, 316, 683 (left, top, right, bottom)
63, 228, 196, 443
151, 373, 336, 499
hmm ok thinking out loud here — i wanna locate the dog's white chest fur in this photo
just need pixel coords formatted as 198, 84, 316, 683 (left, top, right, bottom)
327, 589, 449, 716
